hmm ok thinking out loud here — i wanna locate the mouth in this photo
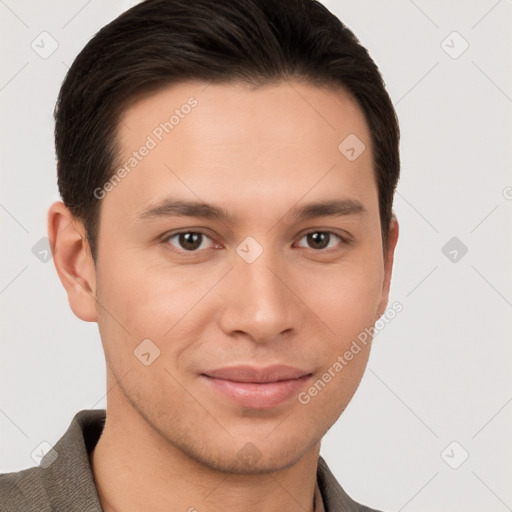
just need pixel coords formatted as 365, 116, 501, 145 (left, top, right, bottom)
201, 364, 312, 409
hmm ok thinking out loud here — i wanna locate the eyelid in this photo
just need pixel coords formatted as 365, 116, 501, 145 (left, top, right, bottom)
162, 229, 220, 255
294, 230, 351, 251
296, 225, 353, 241
161, 228, 352, 256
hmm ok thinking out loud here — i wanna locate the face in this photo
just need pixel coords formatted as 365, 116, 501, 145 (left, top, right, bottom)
89, 80, 397, 473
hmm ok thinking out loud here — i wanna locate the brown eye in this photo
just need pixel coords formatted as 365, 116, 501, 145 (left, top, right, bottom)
167, 232, 213, 252
296, 231, 343, 251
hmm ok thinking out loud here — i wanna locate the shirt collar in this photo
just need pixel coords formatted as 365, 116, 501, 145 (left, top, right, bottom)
37, 409, 369, 512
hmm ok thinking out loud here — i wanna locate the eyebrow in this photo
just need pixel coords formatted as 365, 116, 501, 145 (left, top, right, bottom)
136, 197, 366, 223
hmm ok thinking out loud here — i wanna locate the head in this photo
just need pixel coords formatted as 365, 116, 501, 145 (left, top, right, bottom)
49, 0, 400, 474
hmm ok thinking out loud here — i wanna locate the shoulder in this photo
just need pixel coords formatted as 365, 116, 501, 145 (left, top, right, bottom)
317, 456, 385, 512
0, 466, 50, 512
0, 409, 106, 512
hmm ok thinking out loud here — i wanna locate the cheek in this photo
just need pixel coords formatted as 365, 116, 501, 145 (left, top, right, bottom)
297, 347, 370, 436
298, 253, 384, 344
94, 251, 225, 363
328, 273, 382, 337
294, 263, 381, 424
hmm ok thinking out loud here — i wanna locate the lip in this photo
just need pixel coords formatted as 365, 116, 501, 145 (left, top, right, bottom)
201, 365, 312, 409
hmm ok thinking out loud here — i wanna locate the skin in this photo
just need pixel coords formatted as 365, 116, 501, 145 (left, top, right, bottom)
48, 80, 399, 512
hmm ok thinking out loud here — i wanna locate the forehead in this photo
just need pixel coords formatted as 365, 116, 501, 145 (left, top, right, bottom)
104, 80, 376, 225
118, 80, 369, 150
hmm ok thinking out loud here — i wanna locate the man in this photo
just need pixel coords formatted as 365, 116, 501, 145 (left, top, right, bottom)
0, 0, 399, 510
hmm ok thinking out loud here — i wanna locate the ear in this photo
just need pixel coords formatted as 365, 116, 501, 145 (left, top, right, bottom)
376, 214, 399, 318
48, 201, 98, 322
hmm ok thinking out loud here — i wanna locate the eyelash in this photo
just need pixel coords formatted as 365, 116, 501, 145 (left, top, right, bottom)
162, 229, 351, 256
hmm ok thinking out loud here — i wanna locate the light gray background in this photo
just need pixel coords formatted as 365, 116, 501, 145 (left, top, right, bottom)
1, 1, 511, 511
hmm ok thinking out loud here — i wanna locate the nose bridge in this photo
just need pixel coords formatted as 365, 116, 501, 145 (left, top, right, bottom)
243, 253, 283, 309
219, 244, 300, 342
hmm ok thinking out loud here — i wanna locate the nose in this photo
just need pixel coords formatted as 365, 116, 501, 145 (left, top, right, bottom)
218, 249, 303, 344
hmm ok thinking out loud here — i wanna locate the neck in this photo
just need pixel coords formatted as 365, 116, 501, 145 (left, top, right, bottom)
89, 386, 321, 512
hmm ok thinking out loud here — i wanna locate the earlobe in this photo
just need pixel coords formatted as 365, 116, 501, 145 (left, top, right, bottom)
47, 201, 98, 322
376, 214, 399, 319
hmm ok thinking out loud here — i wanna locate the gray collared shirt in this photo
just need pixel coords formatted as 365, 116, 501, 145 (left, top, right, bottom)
0, 409, 382, 511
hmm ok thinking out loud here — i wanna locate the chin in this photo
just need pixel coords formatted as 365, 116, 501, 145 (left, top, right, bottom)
197, 448, 305, 475
179, 431, 318, 475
